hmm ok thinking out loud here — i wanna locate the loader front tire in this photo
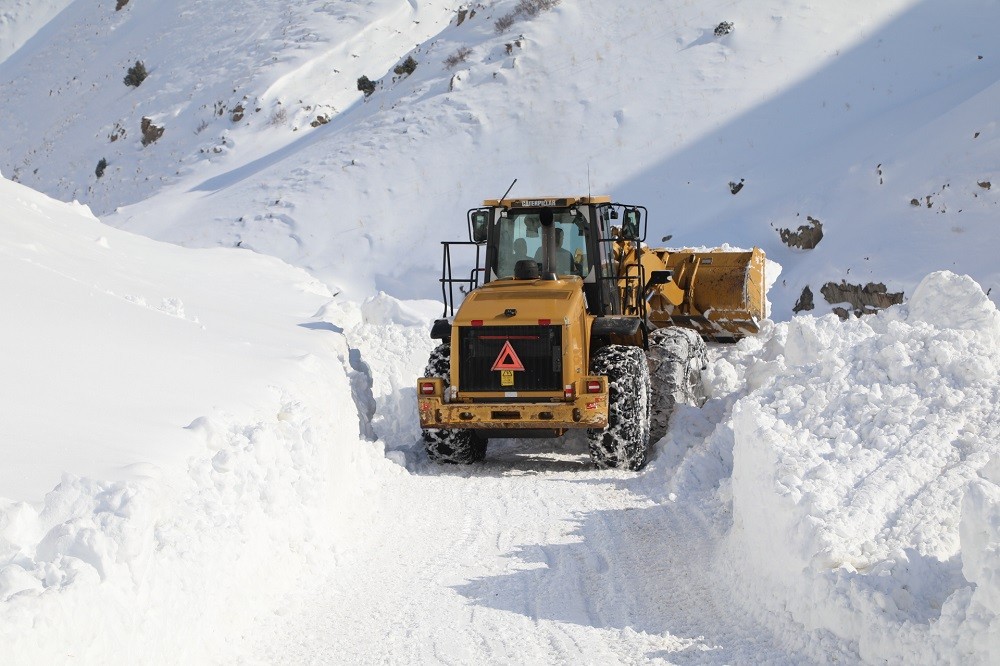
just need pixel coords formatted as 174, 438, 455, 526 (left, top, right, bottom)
587, 345, 651, 470
421, 343, 487, 464
647, 327, 708, 442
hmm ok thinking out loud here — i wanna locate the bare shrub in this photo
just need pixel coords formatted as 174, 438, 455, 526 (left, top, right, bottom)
393, 56, 418, 77
517, 0, 559, 17
494, 14, 516, 33
269, 106, 288, 126
444, 47, 473, 69
495, 0, 560, 33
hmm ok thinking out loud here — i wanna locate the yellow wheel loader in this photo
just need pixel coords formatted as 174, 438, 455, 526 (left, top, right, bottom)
417, 193, 766, 469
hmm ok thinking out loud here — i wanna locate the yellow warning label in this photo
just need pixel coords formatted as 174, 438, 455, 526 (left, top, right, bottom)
500, 369, 514, 386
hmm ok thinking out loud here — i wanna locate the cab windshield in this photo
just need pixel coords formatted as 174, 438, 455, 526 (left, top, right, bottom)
495, 208, 591, 278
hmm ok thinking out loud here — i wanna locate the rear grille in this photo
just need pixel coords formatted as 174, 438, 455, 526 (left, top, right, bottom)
458, 325, 562, 392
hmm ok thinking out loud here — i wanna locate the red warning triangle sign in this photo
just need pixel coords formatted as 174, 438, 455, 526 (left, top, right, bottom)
491, 340, 525, 371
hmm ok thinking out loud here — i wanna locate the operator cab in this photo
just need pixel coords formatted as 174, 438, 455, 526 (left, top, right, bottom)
472, 197, 639, 317
440, 196, 648, 320
494, 207, 590, 279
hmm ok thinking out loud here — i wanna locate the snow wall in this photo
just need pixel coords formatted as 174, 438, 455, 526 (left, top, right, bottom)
719, 271, 1000, 664
0, 175, 396, 663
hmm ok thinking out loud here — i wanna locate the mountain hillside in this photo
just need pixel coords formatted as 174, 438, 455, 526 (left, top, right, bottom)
1, 0, 997, 317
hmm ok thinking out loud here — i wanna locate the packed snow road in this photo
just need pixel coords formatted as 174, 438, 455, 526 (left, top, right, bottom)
238, 434, 835, 665
238, 275, 1000, 665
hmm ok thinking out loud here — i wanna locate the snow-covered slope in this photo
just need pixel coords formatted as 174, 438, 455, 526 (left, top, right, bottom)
0, 0, 72, 63
0, 175, 390, 662
1, 0, 998, 314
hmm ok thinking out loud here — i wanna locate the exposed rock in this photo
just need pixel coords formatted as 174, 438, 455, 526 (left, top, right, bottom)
831, 306, 851, 320
116, 0, 129, 10
231, 104, 244, 122
729, 179, 744, 195
778, 216, 823, 250
310, 115, 329, 128
820, 280, 904, 317
714, 21, 734, 36
140, 117, 164, 146
978, 180, 992, 190
793, 286, 815, 313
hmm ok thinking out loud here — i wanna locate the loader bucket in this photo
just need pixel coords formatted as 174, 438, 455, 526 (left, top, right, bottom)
647, 247, 767, 341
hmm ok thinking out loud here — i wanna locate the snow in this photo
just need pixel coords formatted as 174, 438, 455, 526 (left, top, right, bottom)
718, 271, 1000, 663
1, 0, 1000, 663
0, 176, 391, 661
0, 0, 73, 63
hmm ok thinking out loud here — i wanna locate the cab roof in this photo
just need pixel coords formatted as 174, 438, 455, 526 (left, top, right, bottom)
482, 195, 612, 207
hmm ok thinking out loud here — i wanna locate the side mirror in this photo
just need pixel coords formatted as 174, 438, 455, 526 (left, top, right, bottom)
470, 211, 489, 244
621, 208, 641, 241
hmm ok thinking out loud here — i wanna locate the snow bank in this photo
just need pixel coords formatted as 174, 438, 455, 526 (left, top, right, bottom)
0, 380, 383, 663
0, 177, 390, 662
318, 292, 441, 466
720, 271, 1000, 663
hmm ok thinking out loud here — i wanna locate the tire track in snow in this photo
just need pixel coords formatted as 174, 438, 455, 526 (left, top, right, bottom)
236, 435, 838, 664
232, 307, 855, 663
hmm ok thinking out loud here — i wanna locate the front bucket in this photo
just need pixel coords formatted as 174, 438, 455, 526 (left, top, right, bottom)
648, 247, 767, 341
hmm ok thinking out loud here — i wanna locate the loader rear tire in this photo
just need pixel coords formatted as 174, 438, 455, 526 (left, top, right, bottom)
587, 345, 651, 470
421, 343, 487, 464
647, 327, 708, 442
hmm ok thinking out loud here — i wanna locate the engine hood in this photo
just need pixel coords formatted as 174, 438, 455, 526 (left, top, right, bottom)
454, 277, 587, 327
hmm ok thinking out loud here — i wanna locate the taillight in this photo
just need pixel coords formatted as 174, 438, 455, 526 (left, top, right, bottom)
564, 384, 575, 400
586, 380, 602, 394
420, 382, 436, 395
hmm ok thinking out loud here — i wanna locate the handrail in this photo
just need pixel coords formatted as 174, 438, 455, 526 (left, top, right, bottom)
440, 241, 484, 317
